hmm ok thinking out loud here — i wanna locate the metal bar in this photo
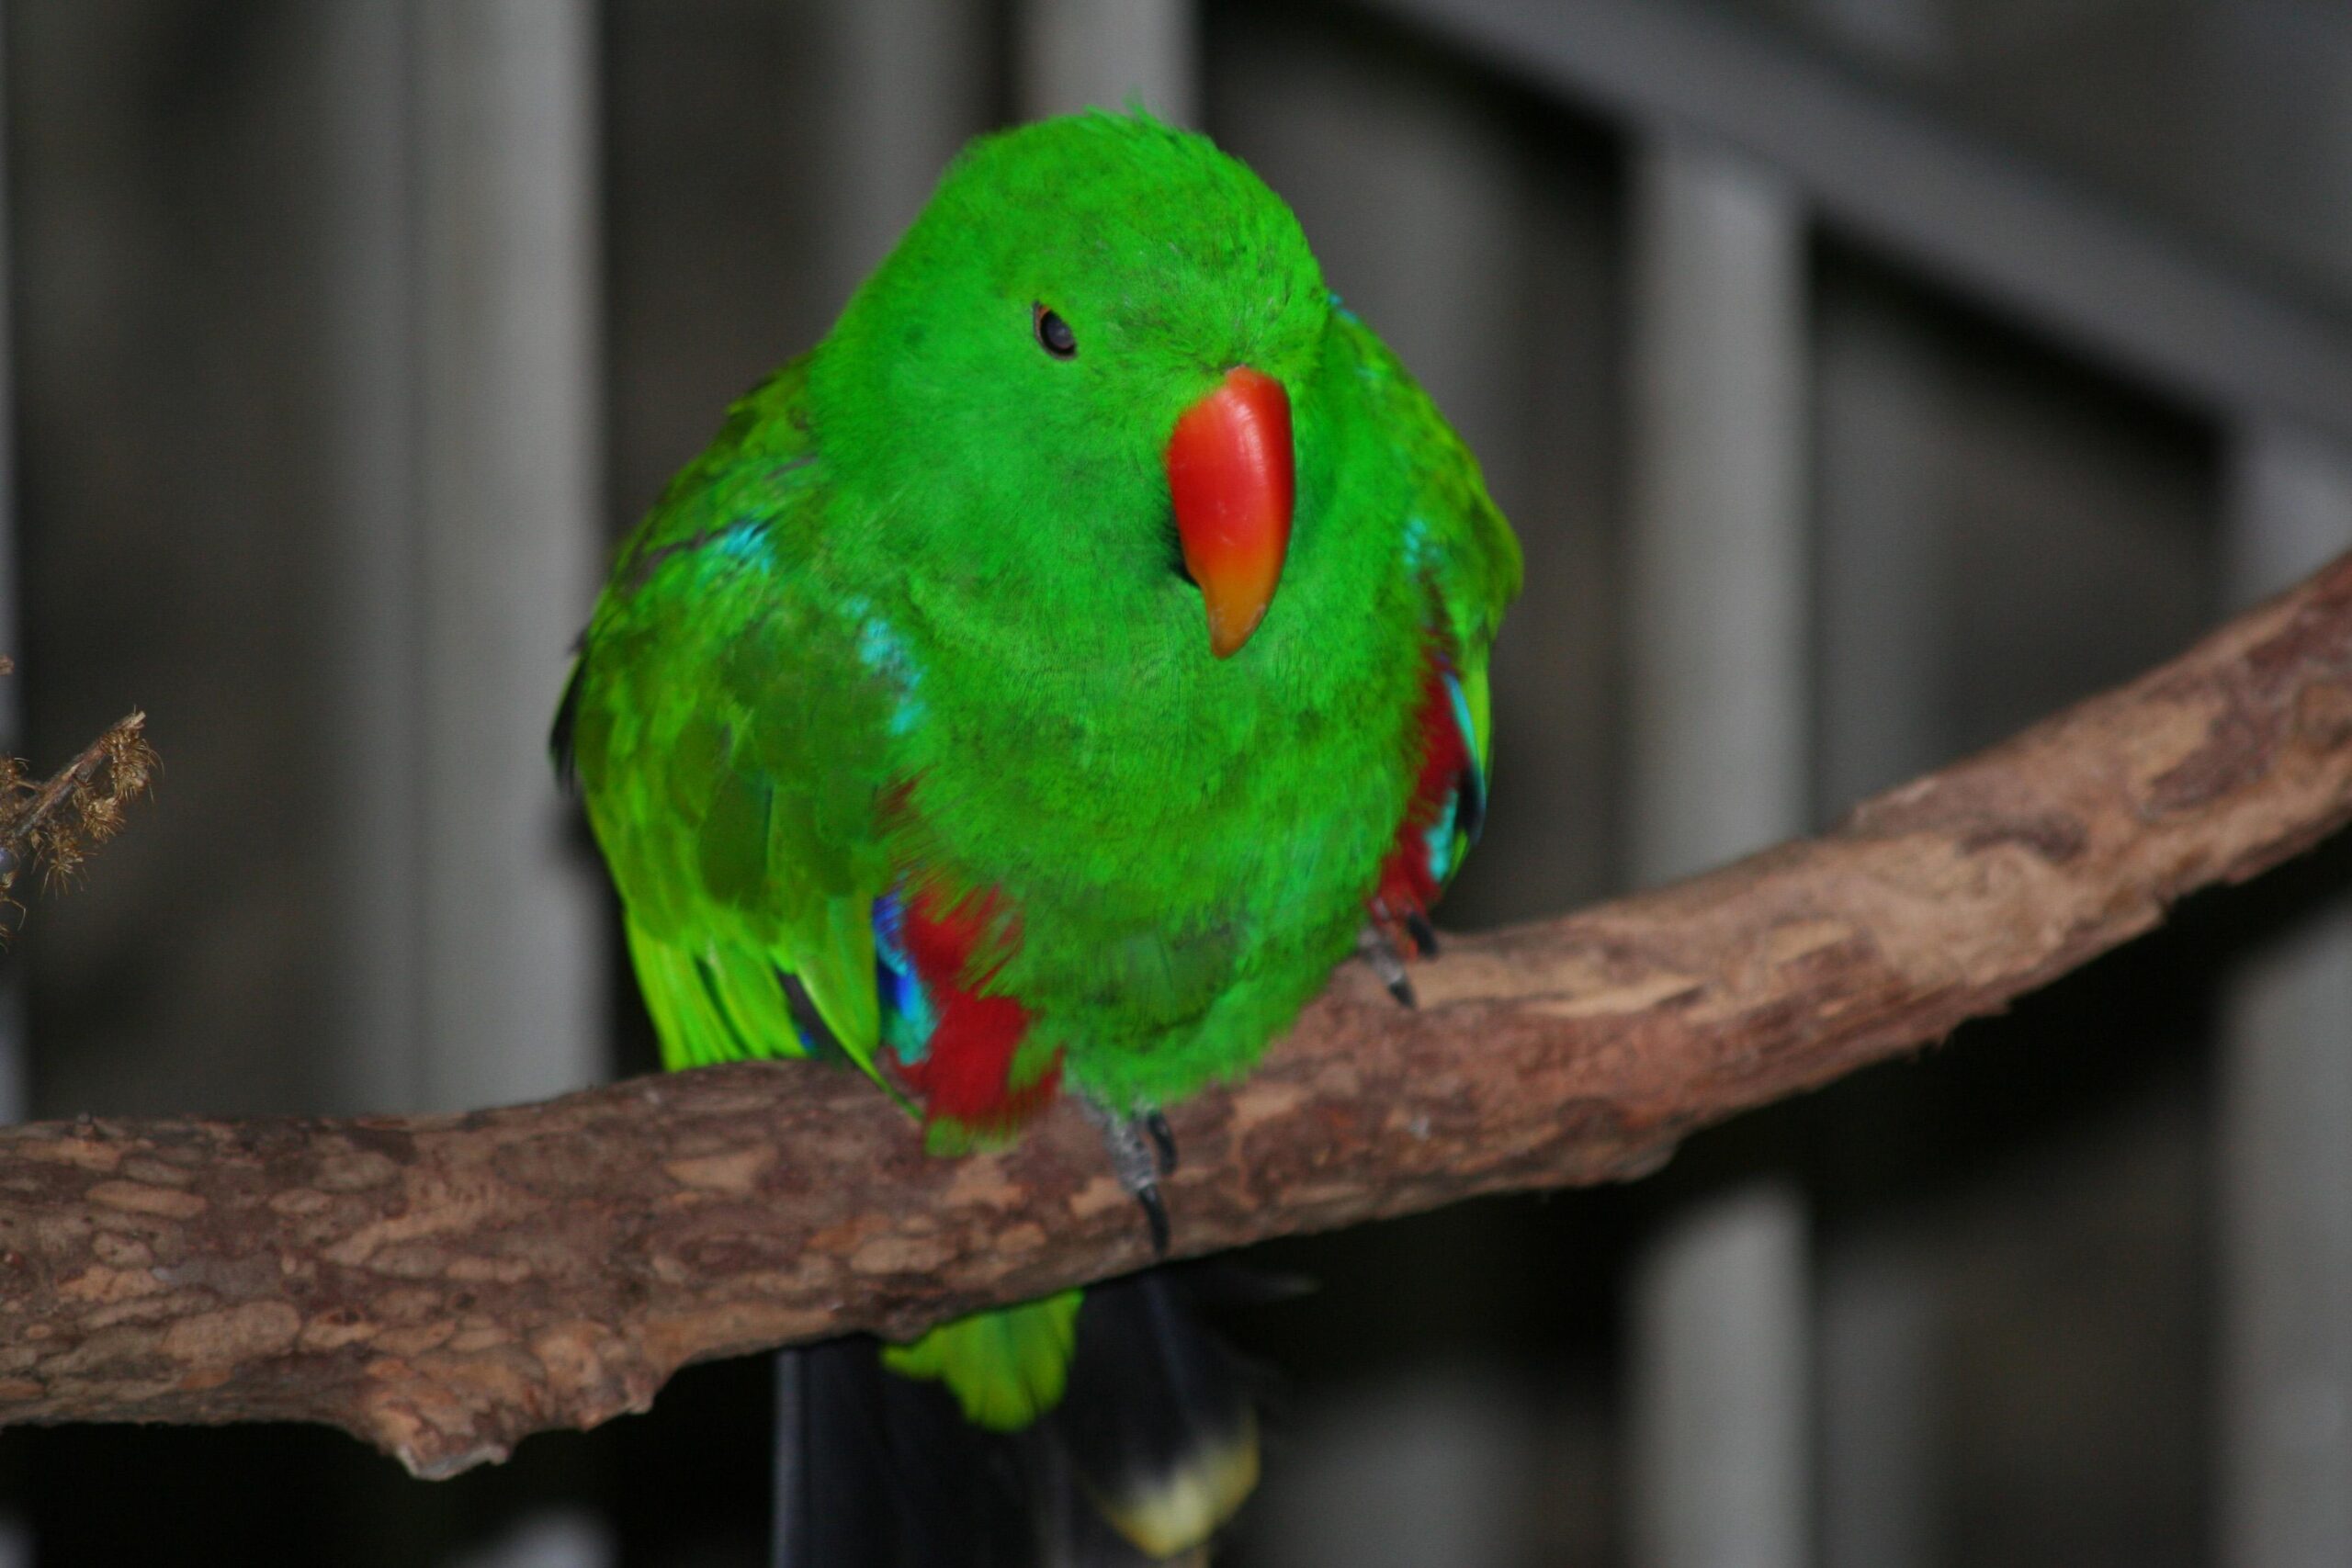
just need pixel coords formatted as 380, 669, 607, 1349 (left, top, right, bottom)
319, 0, 423, 1117
413, 0, 605, 1112
1815, 277, 1948, 813
1813, 271, 1950, 1568
1818, 1229, 1939, 1568
2218, 419, 2352, 1568
0, 5, 29, 1558
1361, 0, 2352, 444
0, 0, 25, 1134
1247, 1369, 1540, 1568
1625, 136, 1809, 881
1630, 1185, 1813, 1568
411, 6, 611, 1564
815, 0, 996, 305
771, 1350, 808, 1568
1017, 0, 1197, 124
1623, 136, 1813, 1568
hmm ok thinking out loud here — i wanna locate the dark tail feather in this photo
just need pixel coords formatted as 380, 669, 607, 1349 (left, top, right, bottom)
1042, 1270, 1262, 1562
773, 1341, 1032, 1568
773, 1269, 1266, 1566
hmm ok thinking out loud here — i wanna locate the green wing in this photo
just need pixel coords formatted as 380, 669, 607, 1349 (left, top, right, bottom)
1336, 309, 1521, 871
560, 356, 899, 1081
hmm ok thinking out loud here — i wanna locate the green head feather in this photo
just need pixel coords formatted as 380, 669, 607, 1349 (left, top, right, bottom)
811, 112, 1332, 649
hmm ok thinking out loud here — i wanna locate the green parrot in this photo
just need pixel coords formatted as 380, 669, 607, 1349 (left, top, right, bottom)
559, 111, 1519, 1564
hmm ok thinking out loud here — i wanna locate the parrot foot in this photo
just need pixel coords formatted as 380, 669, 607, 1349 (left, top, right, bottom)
1358, 924, 1419, 1010
1082, 1100, 1174, 1258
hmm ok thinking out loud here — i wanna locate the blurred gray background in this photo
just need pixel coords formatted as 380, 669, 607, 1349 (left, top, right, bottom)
6, 1, 2352, 1564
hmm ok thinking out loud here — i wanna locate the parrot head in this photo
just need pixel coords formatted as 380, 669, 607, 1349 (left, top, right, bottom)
812, 112, 1330, 660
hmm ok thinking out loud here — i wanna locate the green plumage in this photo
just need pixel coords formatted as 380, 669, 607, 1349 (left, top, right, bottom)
563, 111, 1518, 1554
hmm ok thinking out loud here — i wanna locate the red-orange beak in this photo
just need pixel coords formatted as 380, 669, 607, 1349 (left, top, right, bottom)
1165, 367, 1294, 659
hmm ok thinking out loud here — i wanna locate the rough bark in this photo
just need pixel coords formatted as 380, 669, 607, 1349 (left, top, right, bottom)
6, 555, 2352, 1477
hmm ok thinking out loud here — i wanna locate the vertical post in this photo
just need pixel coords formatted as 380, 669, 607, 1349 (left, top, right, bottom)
413, 0, 605, 1113
1623, 133, 1813, 1568
1815, 278, 1948, 817
0, 0, 24, 1134
1245, 1371, 1541, 1568
1016, 0, 1196, 124
815, 0, 995, 307
0, 6, 29, 1562
412, 8, 611, 1566
1814, 277, 1949, 1568
1816, 1230, 1938, 1568
1630, 1190, 1813, 1568
319, 0, 422, 1118
2218, 418, 2352, 1568
413, 6, 616, 1561
1624, 136, 1809, 882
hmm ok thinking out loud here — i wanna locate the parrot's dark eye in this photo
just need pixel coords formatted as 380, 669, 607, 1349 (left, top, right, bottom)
1034, 304, 1078, 359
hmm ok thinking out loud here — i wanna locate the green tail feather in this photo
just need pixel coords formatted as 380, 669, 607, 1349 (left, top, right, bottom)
880, 1292, 1085, 1432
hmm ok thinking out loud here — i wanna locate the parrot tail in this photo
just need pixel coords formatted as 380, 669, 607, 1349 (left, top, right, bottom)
773, 1269, 1262, 1566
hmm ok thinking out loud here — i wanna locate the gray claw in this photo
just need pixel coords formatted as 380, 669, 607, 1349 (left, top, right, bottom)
1137, 1185, 1170, 1258
1144, 1110, 1179, 1176
1082, 1100, 1174, 1256
1359, 925, 1418, 1009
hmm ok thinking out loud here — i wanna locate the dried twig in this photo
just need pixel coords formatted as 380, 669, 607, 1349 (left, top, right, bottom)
0, 661, 156, 907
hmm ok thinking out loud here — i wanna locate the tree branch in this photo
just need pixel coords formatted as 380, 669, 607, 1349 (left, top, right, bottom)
5, 556, 2352, 1476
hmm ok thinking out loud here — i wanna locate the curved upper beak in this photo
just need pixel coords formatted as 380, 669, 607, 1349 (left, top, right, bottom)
1165, 367, 1294, 659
